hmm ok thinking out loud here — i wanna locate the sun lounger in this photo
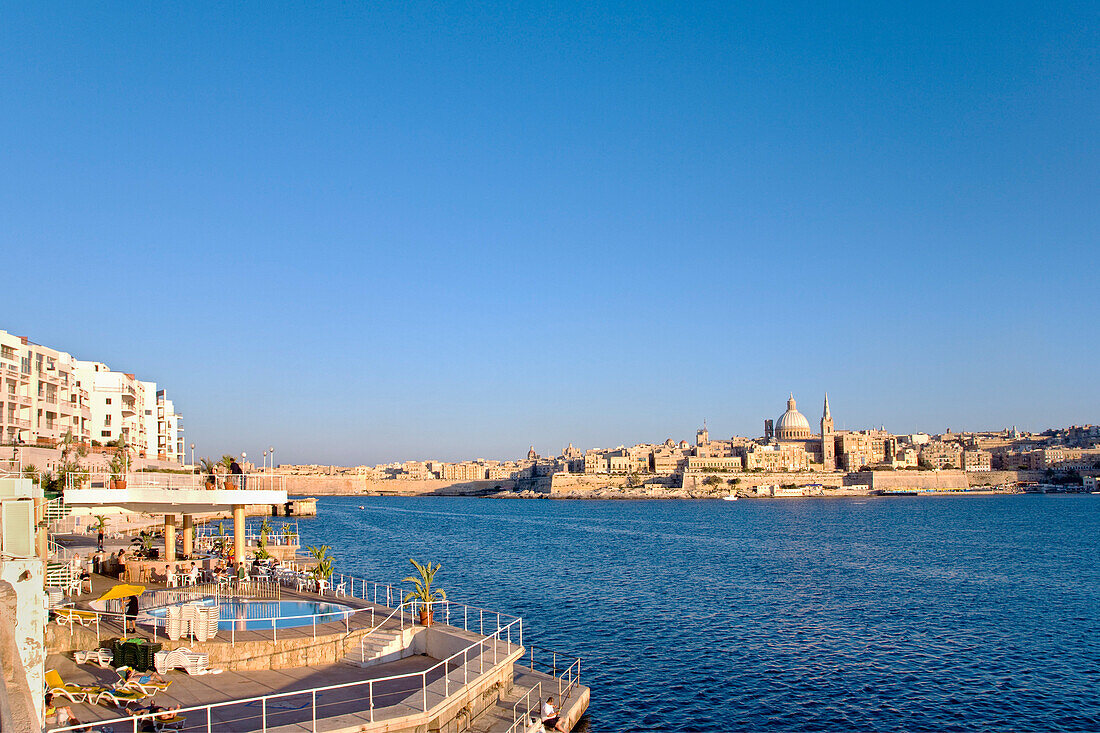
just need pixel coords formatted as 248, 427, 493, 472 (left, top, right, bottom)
115, 666, 172, 694
73, 647, 114, 668
154, 647, 210, 675
53, 607, 99, 630
44, 668, 105, 704
94, 685, 151, 707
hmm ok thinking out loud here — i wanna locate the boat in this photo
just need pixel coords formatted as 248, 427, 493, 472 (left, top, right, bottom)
722, 494, 739, 501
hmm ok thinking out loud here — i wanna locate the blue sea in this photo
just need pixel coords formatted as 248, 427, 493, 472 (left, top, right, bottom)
297, 495, 1100, 732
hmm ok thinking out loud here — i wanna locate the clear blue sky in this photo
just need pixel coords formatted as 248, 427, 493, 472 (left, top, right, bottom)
2, 2, 1097, 465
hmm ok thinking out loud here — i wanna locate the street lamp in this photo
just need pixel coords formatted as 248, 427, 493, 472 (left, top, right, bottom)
190, 443, 195, 470
270, 447, 275, 472
263, 450, 268, 472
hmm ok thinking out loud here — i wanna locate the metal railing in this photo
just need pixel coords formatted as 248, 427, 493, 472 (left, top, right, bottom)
508, 681, 543, 733
525, 646, 582, 703
65, 471, 287, 493
47, 616, 524, 733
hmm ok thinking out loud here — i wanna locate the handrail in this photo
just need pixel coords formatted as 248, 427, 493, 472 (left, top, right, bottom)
524, 645, 583, 704
64, 471, 288, 493
46, 616, 525, 733
508, 680, 543, 733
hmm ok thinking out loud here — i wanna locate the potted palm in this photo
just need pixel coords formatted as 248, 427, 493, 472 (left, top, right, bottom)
307, 545, 334, 591
403, 559, 446, 627
107, 452, 127, 490
199, 458, 217, 489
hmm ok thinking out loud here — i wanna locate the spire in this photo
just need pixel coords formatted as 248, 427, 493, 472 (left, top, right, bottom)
823, 393, 831, 420
787, 393, 796, 411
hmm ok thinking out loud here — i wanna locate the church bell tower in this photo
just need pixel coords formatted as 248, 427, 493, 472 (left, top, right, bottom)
820, 394, 835, 470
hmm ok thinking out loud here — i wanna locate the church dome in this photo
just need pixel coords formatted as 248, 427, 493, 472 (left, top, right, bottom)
776, 394, 811, 439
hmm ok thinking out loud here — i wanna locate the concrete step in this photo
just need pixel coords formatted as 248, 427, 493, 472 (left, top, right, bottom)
339, 627, 407, 668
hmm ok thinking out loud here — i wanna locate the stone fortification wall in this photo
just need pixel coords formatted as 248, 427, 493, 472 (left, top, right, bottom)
848, 470, 970, 490
284, 475, 523, 497
280, 469, 1046, 499
681, 471, 846, 493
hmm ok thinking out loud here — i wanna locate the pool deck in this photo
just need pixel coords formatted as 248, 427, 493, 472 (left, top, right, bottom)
48, 537, 588, 731
47, 650, 439, 731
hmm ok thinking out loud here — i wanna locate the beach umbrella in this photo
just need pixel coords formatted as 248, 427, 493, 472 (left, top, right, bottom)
97, 584, 146, 601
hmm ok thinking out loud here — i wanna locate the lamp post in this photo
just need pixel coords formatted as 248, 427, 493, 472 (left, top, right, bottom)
190, 443, 195, 470
263, 450, 268, 473
270, 447, 275, 472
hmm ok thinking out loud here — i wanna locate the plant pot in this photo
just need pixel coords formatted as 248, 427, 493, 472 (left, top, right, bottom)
419, 608, 434, 627
110, 479, 127, 490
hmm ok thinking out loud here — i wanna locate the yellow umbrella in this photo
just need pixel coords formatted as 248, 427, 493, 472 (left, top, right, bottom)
97, 584, 145, 601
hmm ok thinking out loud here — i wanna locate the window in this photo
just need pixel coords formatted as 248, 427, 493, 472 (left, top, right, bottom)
101, 430, 111, 437
105, 398, 112, 405
0, 345, 13, 360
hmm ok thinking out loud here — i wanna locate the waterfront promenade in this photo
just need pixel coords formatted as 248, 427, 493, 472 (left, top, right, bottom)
44, 545, 588, 733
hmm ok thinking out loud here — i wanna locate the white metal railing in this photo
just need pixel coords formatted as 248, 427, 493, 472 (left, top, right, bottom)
47, 537, 79, 560
508, 681, 543, 733
47, 616, 524, 733
524, 646, 582, 703
65, 471, 287, 493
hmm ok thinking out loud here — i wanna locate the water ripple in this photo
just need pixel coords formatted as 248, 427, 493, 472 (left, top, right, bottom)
299, 495, 1100, 731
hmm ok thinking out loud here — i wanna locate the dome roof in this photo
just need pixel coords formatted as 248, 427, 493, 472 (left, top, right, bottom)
776, 394, 810, 431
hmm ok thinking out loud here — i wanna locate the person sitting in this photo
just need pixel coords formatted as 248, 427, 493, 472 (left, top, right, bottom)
541, 696, 567, 732
44, 693, 82, 728
187, 562, 200, 585
127, 701, 183, 731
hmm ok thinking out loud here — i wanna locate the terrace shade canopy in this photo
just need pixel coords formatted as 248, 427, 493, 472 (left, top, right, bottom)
97, 584, 146, 601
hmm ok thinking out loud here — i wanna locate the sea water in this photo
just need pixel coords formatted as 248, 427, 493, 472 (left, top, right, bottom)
299, 494, 1100, 731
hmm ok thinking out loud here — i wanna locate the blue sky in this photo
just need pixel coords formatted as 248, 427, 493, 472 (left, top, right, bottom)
2, 2, 1097, 465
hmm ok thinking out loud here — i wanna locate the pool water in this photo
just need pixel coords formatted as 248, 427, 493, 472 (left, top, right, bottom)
145, 599, 354, 630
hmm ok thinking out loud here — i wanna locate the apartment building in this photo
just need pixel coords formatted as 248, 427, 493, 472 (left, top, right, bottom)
0, 330, 92, 446
0, 330, 184, 464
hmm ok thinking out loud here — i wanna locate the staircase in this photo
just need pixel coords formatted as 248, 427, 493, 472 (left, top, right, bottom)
43, 497, 72, 530
339, 625, 408, 668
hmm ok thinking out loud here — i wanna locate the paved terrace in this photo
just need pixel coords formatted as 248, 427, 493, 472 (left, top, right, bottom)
48, 575, 530, 731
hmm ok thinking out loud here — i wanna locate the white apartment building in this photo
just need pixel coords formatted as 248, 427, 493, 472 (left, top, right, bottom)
0, 330, 92, 446
140, 381, 185, 463
0, 329, 185, 464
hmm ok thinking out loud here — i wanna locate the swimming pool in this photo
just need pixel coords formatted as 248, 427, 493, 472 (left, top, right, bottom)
143, 599, 355, 630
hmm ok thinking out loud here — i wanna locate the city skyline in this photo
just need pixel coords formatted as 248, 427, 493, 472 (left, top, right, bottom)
3, 2, 1098, 464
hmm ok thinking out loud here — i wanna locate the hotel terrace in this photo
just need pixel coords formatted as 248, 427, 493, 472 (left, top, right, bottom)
0, 462, 588, 732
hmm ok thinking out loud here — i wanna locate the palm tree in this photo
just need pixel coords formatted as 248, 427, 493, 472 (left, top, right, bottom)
219, 455, 236, 473
307, 545, 333, 584
403, 559, 446, 625
93, 514, 108, 533
21, 464, 38, 482
199, 457, 217, 487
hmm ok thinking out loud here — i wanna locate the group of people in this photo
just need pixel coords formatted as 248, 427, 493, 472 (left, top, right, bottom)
45, 691, 182, 731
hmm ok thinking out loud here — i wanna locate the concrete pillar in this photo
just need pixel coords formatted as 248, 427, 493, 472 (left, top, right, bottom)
181, 514, 193, 557
163, 515, 176, 563
233, 505, 246, 568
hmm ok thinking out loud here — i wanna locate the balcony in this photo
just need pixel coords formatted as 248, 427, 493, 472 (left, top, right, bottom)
15, 395, 31, 406
11, 418, 30, 429
64, 472, 288, 513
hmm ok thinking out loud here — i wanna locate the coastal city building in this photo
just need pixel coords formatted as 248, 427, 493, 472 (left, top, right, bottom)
0, 329, 184, 464
322, 393, 1098, 492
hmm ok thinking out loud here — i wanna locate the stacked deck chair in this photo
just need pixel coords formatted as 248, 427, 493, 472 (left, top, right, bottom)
154, 647, 211, 675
